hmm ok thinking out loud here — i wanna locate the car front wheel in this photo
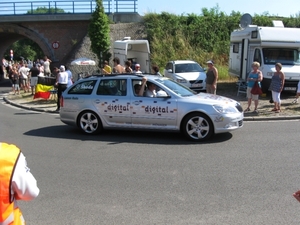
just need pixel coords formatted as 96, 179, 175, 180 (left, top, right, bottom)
78, 111, 102, 134
182, 112, 213, 141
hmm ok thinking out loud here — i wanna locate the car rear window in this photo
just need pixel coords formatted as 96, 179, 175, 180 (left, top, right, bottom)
68, 80, 97, 95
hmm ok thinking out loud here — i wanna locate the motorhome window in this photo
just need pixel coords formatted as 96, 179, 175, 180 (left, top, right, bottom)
263, 48, 300, 65
251, 31, 258, 39
253, 49, 262, 65
233, 44, 239, 53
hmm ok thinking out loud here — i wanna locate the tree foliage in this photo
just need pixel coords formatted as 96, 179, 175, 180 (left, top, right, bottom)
144, 10, 300, 70
88, 0, 111, 67
6, 39, 43, 62
27, 6, 65, 14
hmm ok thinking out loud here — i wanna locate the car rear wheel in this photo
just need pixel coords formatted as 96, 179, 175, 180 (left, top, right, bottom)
182, 112, 213, 141
78, 111, 102, 134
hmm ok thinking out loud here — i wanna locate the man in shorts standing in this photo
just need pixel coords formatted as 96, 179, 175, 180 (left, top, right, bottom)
29, 63, 40, 95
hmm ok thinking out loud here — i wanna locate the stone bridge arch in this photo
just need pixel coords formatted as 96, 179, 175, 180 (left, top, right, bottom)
0, 23, 54, 61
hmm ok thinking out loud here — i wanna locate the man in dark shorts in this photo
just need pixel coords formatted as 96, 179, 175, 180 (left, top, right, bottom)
29, 63, 40, 95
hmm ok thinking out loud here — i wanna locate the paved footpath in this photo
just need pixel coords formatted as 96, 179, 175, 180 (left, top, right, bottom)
3, 89, 300, 121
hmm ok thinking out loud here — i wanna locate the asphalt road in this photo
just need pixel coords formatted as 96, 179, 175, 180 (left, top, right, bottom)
1, 85, 300, 225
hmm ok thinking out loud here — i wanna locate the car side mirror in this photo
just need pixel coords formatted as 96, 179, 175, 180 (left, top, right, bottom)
167, 69, 173, 73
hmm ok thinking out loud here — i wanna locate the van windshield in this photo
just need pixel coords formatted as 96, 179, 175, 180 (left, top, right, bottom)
263, 48, 300, 65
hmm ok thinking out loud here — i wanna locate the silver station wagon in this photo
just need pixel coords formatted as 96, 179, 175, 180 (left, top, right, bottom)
60, 74, 244, 141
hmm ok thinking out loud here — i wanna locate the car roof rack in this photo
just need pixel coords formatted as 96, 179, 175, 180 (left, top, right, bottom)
82, 73, 154, 79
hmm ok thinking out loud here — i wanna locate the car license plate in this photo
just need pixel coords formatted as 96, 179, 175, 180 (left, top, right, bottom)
192, 83, 202, 87
284, 87, 296, 91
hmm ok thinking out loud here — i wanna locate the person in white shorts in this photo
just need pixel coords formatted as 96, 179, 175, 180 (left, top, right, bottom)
29, 63, 40, 95
292, 81, 300, 104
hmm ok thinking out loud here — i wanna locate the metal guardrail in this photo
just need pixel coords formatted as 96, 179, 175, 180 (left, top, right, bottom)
0, 0, 137, 15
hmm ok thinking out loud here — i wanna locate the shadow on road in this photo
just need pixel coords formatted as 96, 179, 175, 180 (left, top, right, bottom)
23, 125, 233, 145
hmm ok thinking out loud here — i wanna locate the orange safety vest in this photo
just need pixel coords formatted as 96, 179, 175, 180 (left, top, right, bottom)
0, 143, 25, 225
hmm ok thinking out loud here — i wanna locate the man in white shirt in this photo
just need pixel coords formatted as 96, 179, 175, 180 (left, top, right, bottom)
19, 63, 30, 93
134, 64, 143, 74
65, 66, 73, 88
55, 65, 68, 111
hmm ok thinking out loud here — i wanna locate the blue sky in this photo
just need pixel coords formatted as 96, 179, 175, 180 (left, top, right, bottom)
0, 0, 299, 18
137, 0, 300, 17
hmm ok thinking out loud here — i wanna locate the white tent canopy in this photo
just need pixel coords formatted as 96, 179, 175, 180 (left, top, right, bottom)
70, 57, 96, 66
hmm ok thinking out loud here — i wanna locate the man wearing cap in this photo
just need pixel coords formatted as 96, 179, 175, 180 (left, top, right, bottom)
55, 65, 68, 111
134, 64, 142, 74
206, 60, 218, 94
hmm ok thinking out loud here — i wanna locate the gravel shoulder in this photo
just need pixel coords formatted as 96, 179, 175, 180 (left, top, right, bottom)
217, 81, 300, 118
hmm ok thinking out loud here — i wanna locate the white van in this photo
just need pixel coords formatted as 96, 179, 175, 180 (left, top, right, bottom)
229, 18, 300, 92
113, 37, 151, 73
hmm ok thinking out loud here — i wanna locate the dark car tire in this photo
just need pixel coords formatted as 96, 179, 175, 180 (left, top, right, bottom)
182, 112, 214, 141
77, 111, 102, 134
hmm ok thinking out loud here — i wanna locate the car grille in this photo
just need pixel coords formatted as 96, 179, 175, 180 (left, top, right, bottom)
189, 80, 203, 84
238, 120, 243, 127
235, 103, 243, 112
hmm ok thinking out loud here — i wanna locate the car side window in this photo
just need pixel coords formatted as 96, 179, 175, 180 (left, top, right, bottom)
166, 63, 173, 72
97, 79, 127, 96
132, 79, 143, 96
68, 80, 97, 95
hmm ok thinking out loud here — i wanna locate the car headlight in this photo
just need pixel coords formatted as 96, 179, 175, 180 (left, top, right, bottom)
213, 105, 237, 114
174, 76, 187, 83
267, 72, 274, 77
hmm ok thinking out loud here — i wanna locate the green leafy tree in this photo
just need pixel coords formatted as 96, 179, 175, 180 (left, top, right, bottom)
6, 39, 43, 62
27, 6, 65, 14
88, 0, 111, 67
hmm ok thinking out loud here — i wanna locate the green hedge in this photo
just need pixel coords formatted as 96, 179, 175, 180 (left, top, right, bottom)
143, 9, 300, 79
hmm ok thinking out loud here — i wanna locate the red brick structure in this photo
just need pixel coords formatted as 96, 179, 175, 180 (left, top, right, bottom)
0, 16, 90, 64
0, 13, 142, 67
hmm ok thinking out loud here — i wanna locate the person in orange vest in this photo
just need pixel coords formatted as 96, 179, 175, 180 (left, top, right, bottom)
0, 142, 40, 225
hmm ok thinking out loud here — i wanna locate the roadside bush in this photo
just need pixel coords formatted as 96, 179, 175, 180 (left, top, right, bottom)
144, 9, 300, 80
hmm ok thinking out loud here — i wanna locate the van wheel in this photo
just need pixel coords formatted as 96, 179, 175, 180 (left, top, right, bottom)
182, 113, 213, 141
78, 111, 102, 134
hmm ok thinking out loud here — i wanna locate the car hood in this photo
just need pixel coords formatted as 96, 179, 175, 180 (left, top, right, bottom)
175, 72, 206, 80
185, 92, 238, 105
267, 65, 300, 79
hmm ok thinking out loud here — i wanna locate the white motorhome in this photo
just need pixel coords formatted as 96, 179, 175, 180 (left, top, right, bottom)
229, 20, 300, 92
113, 37, 151, 73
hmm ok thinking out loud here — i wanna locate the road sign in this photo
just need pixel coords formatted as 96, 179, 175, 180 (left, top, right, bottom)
10, 49, 13, 60
52, 41, 60, 49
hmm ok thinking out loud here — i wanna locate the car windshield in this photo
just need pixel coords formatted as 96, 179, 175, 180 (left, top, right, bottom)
263, 48, 300, 65
174, 63, 205, 73
155, 78, 196, 97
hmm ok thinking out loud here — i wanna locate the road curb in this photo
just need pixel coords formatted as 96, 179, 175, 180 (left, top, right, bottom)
3, 96, 59, 114
243, 115, 300, 121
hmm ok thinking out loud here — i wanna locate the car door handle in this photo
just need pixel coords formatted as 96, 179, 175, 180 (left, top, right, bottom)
94, 99, 101, 104
132, 101, 141, 105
